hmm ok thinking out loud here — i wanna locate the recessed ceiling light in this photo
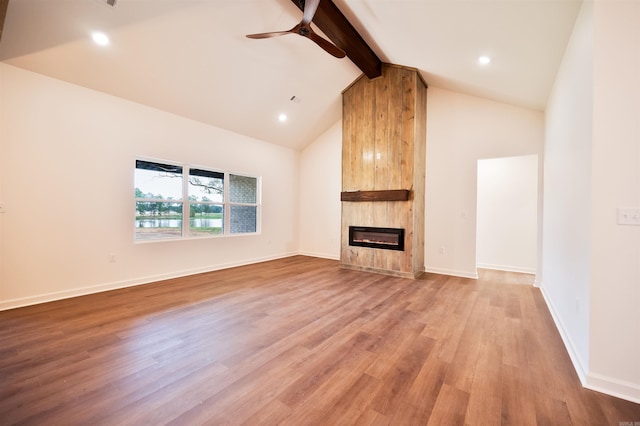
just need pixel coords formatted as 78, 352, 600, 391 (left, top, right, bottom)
478, 56, 491, 65
91, 32, 110, 46
278, 113, 288, 123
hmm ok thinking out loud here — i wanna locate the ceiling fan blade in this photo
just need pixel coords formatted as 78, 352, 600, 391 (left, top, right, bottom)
246, 30, 292, 39
307, 30, 346, 58
301, 0, 320, 25
246, 1, 345, 59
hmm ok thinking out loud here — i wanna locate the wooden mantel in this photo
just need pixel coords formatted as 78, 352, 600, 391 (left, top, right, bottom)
340, 189, 410, 202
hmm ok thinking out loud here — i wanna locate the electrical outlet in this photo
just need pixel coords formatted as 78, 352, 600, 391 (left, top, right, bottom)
617, 208, 640, 226
439, 246, 445, 254
109, 254, 117, 263
0, 203, 5, 213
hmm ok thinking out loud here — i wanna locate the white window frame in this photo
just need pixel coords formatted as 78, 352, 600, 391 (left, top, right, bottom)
226, 173, 262, 235
135, 157, 261, 242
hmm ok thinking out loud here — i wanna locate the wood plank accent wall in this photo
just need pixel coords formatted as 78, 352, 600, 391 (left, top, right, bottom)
341, 64, 427, 278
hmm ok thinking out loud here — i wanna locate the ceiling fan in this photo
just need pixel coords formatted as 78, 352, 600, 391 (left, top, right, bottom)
246, 0, 346, 58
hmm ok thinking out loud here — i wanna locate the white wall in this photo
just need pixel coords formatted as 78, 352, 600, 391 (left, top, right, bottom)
542, 1, 594, 380
589, 0, 640, 401
543, 0, 640, 402
425, 88, 544, 278
298, 120, 342, 260
0, 64, 300, 309
477, 154, 538, 273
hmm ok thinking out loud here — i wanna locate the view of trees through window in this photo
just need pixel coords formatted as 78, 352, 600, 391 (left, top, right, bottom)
135, 160, 259, 240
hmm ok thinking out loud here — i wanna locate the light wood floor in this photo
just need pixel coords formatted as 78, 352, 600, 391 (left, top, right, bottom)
1, 256, 638, 425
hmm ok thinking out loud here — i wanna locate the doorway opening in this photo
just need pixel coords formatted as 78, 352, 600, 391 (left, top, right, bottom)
476, 154, 538, 274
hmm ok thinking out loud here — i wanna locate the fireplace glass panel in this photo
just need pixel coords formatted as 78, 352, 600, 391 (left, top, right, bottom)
348, 226, 405, 251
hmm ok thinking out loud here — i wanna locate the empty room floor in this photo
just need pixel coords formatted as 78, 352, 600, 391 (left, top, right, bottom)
1, 256, 639, 425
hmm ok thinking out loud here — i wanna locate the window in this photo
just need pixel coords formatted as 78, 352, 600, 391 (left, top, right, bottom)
229, 174, 258, 233
135, 159, 260, 241
135, 160, 183, 240
188, 168, 224, 237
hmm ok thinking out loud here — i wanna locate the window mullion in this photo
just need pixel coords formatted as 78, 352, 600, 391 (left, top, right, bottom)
182, 168, 189, 237
224, 172, 230, 235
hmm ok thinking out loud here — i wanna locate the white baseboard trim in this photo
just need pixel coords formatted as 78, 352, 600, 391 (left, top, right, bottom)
585, 373, 640, 404
537, 284, 588, 385
297, 250, 340, 261
586, 372, 640, 404
476, 262, 536, 274
529, 283, 640, 404
0, 252, 298, 311
424, 266, 478, 279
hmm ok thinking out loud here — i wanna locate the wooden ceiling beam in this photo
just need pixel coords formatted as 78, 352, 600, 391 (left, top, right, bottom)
290, 0, 382, 79
0, 0, 9, 43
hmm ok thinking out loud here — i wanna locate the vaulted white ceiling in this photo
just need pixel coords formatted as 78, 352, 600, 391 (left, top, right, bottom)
0, 0, 581, 150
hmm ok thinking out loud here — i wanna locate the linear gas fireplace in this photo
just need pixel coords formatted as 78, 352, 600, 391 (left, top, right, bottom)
348, 226, 405, 251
